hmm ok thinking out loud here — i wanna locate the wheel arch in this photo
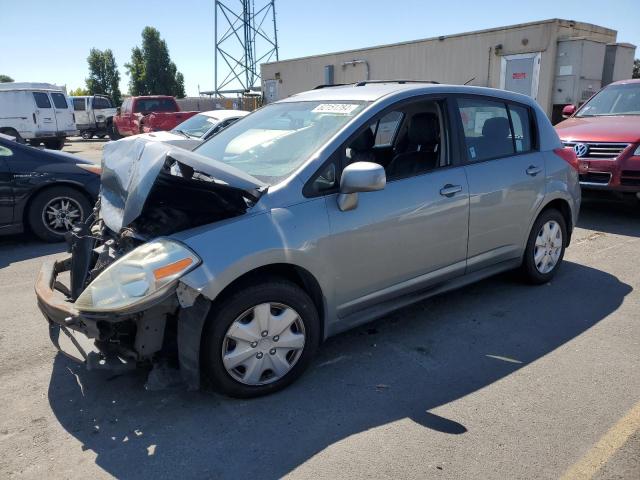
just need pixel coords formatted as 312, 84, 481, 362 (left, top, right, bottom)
205, 262, 326, 338
532, 197, 574, 247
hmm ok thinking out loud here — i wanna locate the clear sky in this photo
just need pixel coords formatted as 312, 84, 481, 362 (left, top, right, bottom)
1, 0, 638, 97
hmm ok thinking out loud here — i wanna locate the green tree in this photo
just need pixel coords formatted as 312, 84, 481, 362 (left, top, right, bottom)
69, 87, 90, 96
86, 48, 122, 105
125, 27, 186, 98
633, 59, 640, 79
0, 74, 14, 83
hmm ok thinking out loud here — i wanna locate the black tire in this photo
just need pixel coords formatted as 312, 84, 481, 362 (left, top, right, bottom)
521, 209, 567, 284
44, 138, 65, 150
27, 186, 92, 242
81, 131, 92, 140
202, 278, 320, 398
97, 134, 106, 139
28, 139, 42, 147
108, 122, 121, 140
0, 128, 24, 143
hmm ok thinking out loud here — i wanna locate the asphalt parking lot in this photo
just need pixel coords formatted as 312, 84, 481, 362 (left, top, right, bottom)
0, 140, 639, 479
61, 137, 107, 164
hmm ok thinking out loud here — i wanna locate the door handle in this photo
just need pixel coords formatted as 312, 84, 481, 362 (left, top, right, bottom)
526, 165, 542, 176
439, 184, 462, 197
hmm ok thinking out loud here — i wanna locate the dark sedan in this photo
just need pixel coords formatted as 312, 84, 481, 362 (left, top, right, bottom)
0, 134, 100, 242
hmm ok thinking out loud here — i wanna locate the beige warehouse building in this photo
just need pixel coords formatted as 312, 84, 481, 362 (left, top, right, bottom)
261, 18, 635, 121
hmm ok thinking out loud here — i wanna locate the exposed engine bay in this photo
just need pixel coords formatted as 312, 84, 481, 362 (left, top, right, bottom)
49, 137, 266, 388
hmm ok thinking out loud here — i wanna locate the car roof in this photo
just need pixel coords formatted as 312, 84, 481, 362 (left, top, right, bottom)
277, 82, 540, 107
0, 82, 65, 92
200, 109, 250, 120
609, 78, 640, 86
133, 95, 175, 99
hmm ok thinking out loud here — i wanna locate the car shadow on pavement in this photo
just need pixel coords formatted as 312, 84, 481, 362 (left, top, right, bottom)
578, 195, 640, 238
0, 234, 65, 269
47, 261, 631, 479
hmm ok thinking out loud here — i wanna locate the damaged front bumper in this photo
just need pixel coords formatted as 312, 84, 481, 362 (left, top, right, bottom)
35, 256, 210, 389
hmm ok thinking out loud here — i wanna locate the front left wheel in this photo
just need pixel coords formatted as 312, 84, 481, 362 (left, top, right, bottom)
202, 279, 320, 398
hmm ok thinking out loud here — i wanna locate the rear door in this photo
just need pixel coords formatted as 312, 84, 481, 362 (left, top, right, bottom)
454, 95, 544, 272
73, 97, 91, 128
50, 92, 75, 133
32, 91, 56, 134
0, 145, 14, 227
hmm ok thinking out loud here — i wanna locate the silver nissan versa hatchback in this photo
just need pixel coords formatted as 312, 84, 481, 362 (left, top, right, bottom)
36, 82, 581, 398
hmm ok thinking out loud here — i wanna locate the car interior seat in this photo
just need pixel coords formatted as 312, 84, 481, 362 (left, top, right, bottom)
387, 112, 440, 177
347, 128, 376, 164
477, 116, 512, 159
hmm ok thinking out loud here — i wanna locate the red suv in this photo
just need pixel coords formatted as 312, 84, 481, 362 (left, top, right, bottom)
555, 79, 640, 197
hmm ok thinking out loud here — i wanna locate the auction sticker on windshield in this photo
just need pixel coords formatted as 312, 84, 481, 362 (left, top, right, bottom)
312, 104, 360, 115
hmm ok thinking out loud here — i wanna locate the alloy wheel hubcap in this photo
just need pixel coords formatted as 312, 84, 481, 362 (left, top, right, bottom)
222, 302, 306, 386
534, 220, 563, 274
42, 197, 83, 234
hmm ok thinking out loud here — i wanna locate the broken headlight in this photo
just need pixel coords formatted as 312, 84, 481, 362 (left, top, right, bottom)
75, 239, 200, 312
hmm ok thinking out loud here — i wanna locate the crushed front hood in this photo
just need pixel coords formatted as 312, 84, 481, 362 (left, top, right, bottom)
100, 136, 266, 232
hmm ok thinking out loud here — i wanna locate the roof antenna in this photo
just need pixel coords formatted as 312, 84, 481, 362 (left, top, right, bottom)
463, 77, 476, 85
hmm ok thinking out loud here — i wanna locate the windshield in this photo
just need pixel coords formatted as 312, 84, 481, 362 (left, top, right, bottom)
194, 101, 368, 184
577, 83, 640, 117
173, 113, 219, 138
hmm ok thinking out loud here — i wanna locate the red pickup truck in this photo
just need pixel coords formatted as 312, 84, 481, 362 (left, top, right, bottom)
110, 96, 198, 139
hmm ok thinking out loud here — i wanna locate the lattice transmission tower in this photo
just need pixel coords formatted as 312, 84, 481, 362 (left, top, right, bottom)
213, 0, 279, 96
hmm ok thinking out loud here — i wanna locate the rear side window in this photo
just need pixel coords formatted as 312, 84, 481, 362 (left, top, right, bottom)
0, 145, 13, 157
509, 104, 532, 152
72, 98, 86, 111
50, 93, 68, 109
93, 96, 112, 109
456, 97, 533, 161
33, 92, 51, 108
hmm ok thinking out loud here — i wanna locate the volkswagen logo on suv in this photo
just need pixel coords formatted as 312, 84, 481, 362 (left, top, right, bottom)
573, 143, 589, 157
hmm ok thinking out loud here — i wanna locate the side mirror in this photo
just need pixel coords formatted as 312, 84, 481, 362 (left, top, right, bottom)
337, 161, 386, 212
116, 107, 121, 116
562, 104, 576, 119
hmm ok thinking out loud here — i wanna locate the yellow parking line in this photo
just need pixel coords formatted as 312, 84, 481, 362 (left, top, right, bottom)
561, 400, 640, 480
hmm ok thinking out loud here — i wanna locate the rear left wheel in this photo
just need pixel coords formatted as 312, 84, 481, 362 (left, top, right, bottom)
44, 138, 65, 150
27, 186, 91, 242
202, 279, 320, 398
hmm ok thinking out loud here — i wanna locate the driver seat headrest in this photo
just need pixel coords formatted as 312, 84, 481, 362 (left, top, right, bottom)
408, 113, 439, 145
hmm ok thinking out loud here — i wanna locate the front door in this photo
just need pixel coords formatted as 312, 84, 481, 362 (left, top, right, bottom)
323, 98, 469, 322
32, 92, 56, 134
455, 95, 544, 271
500, 53, 541, 100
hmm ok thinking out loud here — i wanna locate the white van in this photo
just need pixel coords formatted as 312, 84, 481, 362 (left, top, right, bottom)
71, 95, 117, 139
0, 82, 78, 149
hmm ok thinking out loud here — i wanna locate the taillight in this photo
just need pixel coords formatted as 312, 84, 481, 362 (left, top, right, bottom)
554, 147, 579, 171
